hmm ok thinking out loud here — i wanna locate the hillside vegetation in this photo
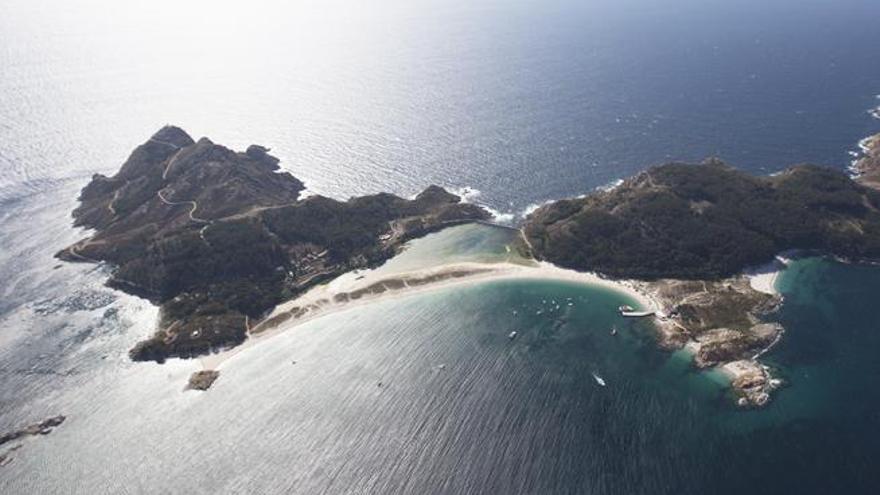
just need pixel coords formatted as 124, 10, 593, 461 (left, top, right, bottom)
524, 159, 880, 279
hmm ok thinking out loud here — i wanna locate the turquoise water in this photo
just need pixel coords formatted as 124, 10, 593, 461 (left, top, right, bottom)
693, 257, 880, 492
374, 223, 528, 275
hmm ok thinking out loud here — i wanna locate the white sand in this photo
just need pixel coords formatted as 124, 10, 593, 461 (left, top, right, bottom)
744, 255, 792, 295
200, 260, 656, 369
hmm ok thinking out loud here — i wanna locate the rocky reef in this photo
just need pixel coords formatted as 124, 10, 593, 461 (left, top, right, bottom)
0, 415, 66, 467
525, 160, 880, 406
58, 126, 490, 362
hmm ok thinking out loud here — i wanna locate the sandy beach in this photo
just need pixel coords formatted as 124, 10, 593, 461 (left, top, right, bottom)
200, 259, 657, 369
744, 254, 793, 295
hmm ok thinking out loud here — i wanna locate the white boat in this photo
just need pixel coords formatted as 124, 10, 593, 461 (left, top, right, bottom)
610, 326, 618, 336
591, 372, 606, 386
620, 310, 654, 318
508, 331, 517, 340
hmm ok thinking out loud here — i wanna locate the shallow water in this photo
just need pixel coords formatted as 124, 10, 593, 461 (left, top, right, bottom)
371, 222, 527, 276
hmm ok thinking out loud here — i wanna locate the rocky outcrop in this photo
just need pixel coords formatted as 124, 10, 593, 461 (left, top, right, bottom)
854, 132, 880, 190
58, 127, 490, 362
0, 415, 66, 466
0, 415, 65, 447
186, 370, 220, 391
722, 360, 783, 408
637, 276, 784, 407
693, 324, 782, 368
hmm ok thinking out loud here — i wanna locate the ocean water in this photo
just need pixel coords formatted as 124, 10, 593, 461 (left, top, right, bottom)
2, 0, 880, 493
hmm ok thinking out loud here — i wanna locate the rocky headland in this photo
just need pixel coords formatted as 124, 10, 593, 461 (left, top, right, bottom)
58, 126, 490, 362
853, 132, 880, 189
524, 158, 880, 406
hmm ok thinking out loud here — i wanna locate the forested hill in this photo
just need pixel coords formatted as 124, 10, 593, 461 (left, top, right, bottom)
524, 159, 880, 280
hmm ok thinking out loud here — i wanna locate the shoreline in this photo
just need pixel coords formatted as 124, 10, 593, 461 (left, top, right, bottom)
194, 233, 814, 409
200, 259, 658, 370
197, 245, 789, 409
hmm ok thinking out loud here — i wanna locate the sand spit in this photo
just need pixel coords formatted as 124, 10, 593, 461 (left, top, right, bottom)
200, 260, 656, 369
198, 252, 786, 409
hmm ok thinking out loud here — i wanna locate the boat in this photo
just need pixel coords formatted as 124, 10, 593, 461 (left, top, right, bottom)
508, 331, 517, 340
618, 304, 654, 317
610, 326, 618, 336
620, 310, 654, 318
591, 372, 606, 386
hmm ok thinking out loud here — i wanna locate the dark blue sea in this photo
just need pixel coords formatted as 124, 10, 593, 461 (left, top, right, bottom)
1, 0, 879, 493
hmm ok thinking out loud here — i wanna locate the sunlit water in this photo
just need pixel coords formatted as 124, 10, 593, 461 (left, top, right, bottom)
2, 0, 880, 492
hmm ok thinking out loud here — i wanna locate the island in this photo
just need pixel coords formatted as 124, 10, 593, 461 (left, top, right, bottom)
59, 126, 880, 406
58, 126, 490, 364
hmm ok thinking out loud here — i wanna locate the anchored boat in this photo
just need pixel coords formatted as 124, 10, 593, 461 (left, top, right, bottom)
618, 305, 654, 318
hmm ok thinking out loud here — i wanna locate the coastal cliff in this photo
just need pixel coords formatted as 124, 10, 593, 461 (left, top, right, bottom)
524, 159, 880, 406
58, 126, 490, 362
